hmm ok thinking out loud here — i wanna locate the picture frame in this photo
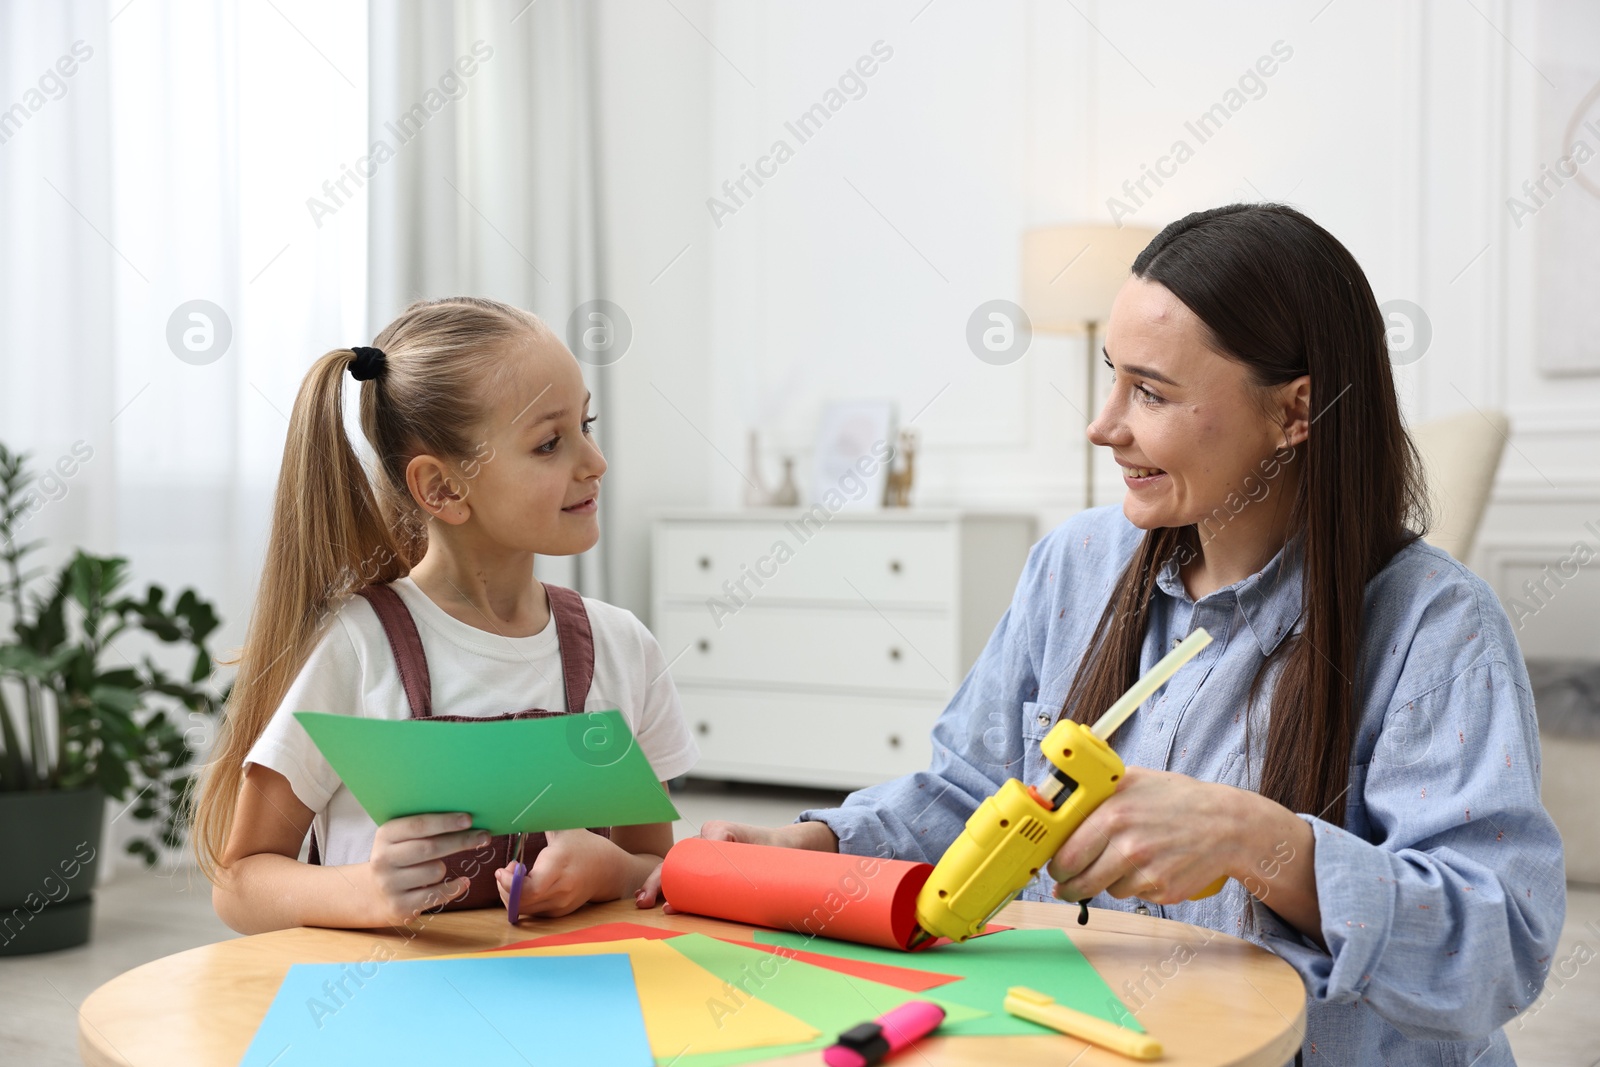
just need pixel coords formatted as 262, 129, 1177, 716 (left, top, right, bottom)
811, 399, 897, 511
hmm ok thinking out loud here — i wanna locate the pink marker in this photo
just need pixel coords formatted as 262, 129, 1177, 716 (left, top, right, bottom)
823, 1001, 946, 1067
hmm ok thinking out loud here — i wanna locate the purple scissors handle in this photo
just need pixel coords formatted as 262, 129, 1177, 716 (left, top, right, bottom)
506, 832, 528, 924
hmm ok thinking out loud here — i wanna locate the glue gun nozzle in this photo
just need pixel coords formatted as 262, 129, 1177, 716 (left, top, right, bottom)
906, 927, 934, 951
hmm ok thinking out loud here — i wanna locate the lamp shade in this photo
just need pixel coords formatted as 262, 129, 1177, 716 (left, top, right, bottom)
1021, 224, 1161, 333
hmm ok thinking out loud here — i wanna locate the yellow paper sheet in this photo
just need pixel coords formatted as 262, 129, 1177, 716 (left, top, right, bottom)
432, 938, 820, 1057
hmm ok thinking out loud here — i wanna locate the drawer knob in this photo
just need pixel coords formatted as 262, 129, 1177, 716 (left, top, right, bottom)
696, 721, 710, 735
697, 639, 711, 653
888, 647, 902, 661
889, 559, 902, 573
888, 734, 901, 748
698, 556, 712, 570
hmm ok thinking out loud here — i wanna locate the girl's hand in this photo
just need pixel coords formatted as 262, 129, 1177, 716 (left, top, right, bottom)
634, 819, 839, 910
365, 812, 486, 924
497, 829, 625, 919
1045, 766, 1248, 906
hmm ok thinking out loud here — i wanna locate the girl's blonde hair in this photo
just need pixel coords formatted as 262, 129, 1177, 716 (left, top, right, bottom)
193, 296, 555, 881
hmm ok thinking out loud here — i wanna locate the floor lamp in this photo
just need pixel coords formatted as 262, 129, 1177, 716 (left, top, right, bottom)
1021, 224, 1159, 510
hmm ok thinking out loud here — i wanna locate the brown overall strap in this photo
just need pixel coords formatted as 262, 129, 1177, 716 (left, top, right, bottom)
544, 582, 596, 714
354, 583, 432, 718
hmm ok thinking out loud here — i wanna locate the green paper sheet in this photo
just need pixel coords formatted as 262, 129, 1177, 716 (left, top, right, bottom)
294, 709, 679, 834
661, 933, 986, 1067
755, 927, 1144, 1037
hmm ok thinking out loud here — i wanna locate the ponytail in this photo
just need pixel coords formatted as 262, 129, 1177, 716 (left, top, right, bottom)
192, 349, 406, 879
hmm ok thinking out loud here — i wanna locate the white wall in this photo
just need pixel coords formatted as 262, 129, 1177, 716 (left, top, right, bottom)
1476, 1, 1600, 659
593, 0, 716, 617
599, 0, 1600, 659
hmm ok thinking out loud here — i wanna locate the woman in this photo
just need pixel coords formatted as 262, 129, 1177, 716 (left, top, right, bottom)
640, 203, 1565, 1065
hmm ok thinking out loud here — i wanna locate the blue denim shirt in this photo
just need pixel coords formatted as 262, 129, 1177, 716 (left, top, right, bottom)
799, 505, 1566, 1066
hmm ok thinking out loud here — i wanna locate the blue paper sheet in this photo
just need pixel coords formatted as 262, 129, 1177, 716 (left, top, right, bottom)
239, 953, 652, 1066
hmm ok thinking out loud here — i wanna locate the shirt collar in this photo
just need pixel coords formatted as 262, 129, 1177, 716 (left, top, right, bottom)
1154, 532, 1307, 657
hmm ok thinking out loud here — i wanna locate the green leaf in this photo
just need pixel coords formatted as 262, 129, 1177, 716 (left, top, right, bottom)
97, 758, 133, 799
23, 582, 67, 651
89, 684, 142, 715
96, 667, 142, 690
0, 644, 47, 673
189, 648, 212, 684
191, 607, 219, 644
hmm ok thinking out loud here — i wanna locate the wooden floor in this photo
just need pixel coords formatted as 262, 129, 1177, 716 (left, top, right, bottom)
3, 780, 1597, 1066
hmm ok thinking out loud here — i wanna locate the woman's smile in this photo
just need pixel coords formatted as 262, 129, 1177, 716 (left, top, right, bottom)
1117, 460, 1167, 487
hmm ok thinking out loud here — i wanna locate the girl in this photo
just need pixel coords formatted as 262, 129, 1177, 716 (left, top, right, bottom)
641, 205, 1567, 1066
197, 297, 697, 933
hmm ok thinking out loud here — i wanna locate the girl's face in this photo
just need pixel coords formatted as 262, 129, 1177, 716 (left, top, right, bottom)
452, 337, 606, 557
1087, 277, 1304, 533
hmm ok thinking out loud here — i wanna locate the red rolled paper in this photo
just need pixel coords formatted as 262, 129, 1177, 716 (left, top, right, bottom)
659, 838, 934, 951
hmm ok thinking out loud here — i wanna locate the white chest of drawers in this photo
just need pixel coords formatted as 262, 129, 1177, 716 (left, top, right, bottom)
651, 509, 1036, 789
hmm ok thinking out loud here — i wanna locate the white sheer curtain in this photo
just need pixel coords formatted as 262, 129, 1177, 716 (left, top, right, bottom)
366, 0, 610, 599
0, 1, 118, 573
3, 0, 608, 874
0, 0, 367, 874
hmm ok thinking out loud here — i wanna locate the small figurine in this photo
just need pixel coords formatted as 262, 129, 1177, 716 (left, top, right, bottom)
884, 427, 918, 507
772, 457, 800, 506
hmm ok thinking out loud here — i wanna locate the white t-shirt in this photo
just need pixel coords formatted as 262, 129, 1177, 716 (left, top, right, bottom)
245, 577, 699, 867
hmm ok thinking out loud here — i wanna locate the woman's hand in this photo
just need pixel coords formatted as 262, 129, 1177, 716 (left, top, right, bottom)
698, 820, 839, 851
633, 819, 839, 910
364, 812, 485, 924
1045, 767, 1251, 906
497, 829, 627, 919
1046, 766, 1325, 945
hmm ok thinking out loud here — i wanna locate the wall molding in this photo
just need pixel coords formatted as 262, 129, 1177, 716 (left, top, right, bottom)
1491, 484, 1600, 506
1508, 413, 1600, 435
1476, 536, 1600, 617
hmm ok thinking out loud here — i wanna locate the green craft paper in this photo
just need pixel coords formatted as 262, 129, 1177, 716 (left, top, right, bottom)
659, 933, 985, 1067
755, 926, 1145, 1036
293, 709, 679, 834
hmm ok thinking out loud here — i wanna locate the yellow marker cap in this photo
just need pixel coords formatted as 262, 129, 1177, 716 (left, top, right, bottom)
1003, 986, 1163, 1060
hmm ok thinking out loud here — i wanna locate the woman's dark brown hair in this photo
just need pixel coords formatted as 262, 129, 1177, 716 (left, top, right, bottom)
1062, 203, 1430, 827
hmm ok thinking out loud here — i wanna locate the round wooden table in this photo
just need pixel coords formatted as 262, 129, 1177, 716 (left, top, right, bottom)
79, 898, 1306, 1066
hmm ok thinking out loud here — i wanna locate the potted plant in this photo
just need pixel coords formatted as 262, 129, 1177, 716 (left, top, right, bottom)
0, 443, 227, 955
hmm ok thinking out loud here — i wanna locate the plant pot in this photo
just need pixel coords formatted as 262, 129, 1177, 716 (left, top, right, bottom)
0, 788, 104, 956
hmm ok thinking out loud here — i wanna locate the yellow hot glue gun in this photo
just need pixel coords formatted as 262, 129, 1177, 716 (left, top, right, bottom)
910, 628, 1224, 947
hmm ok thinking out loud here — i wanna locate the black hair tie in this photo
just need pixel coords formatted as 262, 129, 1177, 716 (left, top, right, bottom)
349, 345, 387, 381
